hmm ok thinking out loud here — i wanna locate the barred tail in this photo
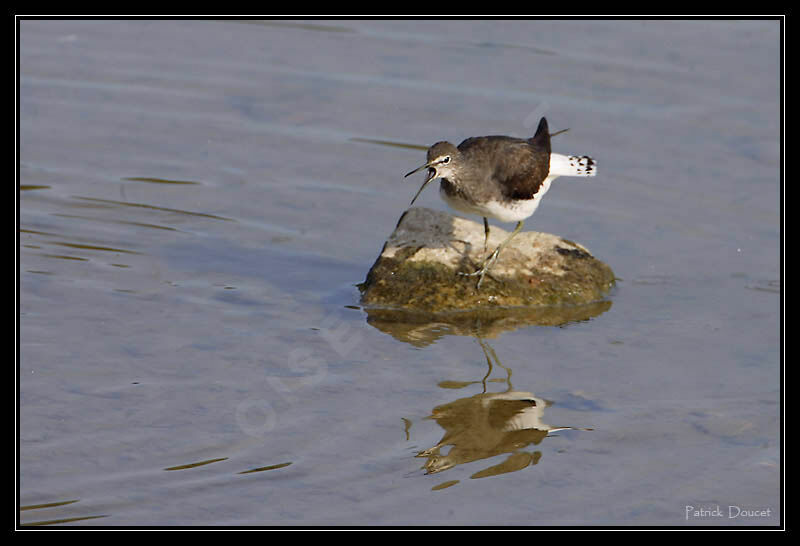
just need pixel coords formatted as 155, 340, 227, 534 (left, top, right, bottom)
549, 153, 597, 177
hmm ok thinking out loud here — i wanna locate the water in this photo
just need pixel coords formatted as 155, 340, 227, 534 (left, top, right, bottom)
18, 19, 781, 527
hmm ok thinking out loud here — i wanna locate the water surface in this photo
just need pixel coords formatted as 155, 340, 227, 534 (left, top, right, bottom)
19, 19, 781, 527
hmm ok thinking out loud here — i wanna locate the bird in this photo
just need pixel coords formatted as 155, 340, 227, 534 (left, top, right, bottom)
404, 117, 596, 289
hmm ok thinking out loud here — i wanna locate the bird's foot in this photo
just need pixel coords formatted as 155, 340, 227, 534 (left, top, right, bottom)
458, 249, 500, 290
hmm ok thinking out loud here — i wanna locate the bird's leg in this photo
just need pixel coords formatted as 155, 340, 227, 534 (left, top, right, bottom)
482, 217, 490, 258
460, 220, 524, 290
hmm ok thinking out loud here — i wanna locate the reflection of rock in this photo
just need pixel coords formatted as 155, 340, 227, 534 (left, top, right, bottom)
415, 339, 592, 478
364, 300, 612, 348
359, 207, 615, 312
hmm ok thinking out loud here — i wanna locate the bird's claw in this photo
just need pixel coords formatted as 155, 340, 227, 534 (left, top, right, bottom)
458, 249, 500, 290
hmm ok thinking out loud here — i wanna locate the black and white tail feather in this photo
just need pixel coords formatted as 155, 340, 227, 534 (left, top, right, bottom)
549, 153, 597, 178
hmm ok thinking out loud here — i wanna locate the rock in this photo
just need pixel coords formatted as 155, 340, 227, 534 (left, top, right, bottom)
359, 207, 615, 315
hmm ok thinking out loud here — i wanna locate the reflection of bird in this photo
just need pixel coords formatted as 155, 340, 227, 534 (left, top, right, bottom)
417, 391, 575, 475
405, 117, 596, 288
415, 338, 592, 477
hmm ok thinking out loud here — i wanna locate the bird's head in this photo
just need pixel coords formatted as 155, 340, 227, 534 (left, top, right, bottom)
404, 141, 460, 206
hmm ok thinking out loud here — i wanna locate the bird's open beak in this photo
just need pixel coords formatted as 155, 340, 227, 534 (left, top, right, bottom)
404, 162, 432, 179
405, 163, 437, 206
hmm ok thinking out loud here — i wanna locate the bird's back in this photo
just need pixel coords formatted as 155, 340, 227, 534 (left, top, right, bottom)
456, 132, 551, 201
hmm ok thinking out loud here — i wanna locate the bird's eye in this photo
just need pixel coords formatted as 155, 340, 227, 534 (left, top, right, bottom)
441, 156, 450, 164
